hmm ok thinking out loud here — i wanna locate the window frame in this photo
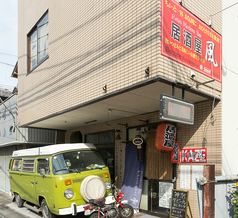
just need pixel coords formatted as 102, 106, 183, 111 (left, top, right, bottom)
27, 10, 49, 74
11, 159, 22, 171
37, 158, 50, 175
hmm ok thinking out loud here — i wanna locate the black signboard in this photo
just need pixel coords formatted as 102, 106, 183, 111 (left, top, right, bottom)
160, 94, 194, 125
170, 189, 188, 218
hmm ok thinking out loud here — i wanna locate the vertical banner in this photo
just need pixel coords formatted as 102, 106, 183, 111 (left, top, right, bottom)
121, 143, 145, 209
161, 0, 222, 82
171, 142, 180, 163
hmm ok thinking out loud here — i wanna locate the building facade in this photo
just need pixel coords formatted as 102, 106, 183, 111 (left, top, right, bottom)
17, 0, 226, 217
221, 0, 238, 175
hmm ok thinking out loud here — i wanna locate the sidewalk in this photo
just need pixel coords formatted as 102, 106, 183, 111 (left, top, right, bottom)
0, 190, 34, 218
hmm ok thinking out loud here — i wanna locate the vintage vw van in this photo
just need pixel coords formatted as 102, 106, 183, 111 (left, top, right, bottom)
9, 143, 112, 218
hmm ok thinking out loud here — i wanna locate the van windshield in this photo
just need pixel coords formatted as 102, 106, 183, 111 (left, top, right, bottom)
52, 150, 106, 175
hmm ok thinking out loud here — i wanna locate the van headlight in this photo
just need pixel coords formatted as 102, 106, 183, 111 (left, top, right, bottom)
105, 181, 111, 190
64, 189, 74, 199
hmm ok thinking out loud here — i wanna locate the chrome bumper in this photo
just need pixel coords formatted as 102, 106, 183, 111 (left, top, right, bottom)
58, 203, 89, 216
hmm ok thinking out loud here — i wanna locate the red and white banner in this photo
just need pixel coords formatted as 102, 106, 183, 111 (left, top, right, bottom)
161, 0, 222, 82
181, 148, 207, 163
171, 142, 180, 163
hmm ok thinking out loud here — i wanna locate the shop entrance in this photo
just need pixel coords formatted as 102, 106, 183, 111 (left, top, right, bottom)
145, 129, 175, 216
85, 130, 115, 182
148, 180, 174, 216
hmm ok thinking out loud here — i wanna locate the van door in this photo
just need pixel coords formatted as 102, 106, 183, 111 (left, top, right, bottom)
9, 159, 22, 196
35, 158, 53, 205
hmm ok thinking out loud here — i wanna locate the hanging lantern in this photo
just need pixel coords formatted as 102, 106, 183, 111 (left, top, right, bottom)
155, 123, 176, 151
171, 142, 180, 163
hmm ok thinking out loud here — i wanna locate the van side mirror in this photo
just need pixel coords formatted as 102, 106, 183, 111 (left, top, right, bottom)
40, 168, 46, 177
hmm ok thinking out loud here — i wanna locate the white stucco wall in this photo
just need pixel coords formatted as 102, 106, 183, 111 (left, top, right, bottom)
222, 0, 238, 175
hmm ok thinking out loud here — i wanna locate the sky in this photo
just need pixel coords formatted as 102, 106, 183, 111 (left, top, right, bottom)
0, 0, 18, 91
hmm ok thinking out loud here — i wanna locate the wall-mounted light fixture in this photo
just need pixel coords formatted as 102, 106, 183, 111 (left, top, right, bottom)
103, 85, 107, 93
118, 123, 128, 128
115, 130, 122, 140
145, 67, 150, 77
84, 120, 97, 124
136, 127, 141, 138
138, 119, 149, 125
208, 16, 212, 27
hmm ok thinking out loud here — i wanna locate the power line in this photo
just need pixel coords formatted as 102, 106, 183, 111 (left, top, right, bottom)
0, 61, 15, 67
211, 2, 238, 16
0, 52, 17, 57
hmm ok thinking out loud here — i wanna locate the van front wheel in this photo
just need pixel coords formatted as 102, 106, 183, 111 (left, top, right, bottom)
41, 199, 56, 218
15, 193, 24, 208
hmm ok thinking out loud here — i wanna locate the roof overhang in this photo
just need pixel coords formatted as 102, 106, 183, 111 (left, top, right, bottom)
22, 76, 221, 130
11, 62, 18, 79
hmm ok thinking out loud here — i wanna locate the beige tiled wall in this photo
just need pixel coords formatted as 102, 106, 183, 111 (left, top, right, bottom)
18, 0, 222, 126
176, 100, 222, 217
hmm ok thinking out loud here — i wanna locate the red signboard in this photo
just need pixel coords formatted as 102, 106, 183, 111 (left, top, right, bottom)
161, 0, 222, 82
181, 148, 207, 163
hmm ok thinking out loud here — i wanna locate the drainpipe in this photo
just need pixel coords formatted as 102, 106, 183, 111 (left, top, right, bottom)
204, 165, 215, 218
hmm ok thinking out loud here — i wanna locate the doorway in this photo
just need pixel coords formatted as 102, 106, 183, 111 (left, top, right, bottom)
85, 130, 115, 182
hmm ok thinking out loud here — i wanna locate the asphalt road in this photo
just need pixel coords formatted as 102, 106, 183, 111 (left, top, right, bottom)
0, 190, 153, 218
3, 202, 88, 218
0, 190, 86, 218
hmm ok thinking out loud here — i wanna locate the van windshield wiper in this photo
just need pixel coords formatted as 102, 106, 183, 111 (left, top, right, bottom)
55, 168, 81, 173
55, 168, 73, 173
74, 169, 81, 173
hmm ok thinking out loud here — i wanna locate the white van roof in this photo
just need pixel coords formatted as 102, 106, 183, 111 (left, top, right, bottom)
12, 143, 96, 157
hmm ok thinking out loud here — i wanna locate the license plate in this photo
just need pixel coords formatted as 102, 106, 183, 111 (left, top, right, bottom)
84, 210, 91, 215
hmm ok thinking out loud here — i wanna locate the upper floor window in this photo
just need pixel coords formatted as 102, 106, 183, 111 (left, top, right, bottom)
28, 11, 48, 72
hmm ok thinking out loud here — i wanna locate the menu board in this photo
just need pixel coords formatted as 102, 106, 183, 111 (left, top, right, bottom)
170, 189, 188, 218
159, 182, 173, 208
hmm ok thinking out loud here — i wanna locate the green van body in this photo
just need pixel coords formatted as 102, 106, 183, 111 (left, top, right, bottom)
9, 143, 112, 216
